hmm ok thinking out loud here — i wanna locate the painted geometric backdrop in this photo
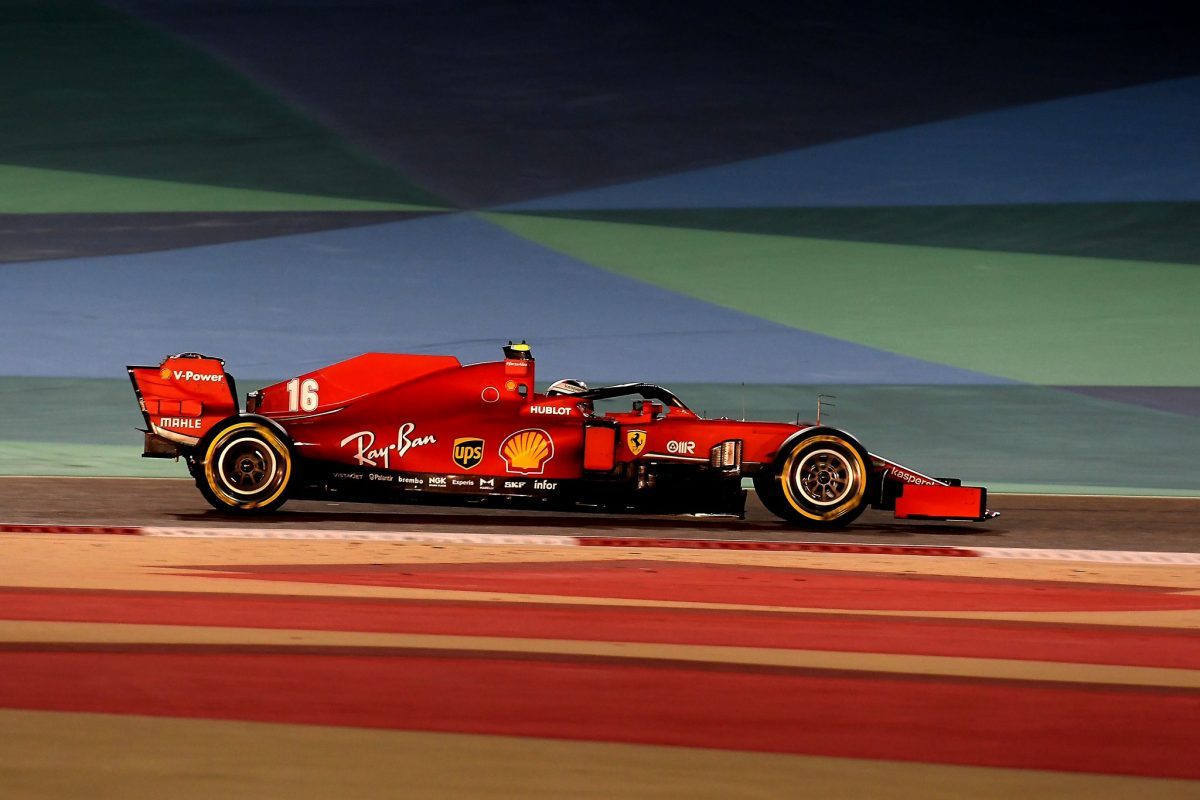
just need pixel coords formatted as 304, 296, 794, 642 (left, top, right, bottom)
1, 0, 1197, 492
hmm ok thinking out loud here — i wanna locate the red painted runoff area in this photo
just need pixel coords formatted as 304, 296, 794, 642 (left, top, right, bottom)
180, 560, 1200, 613
2, 587, 1199, 670
0, 649, 1197, 779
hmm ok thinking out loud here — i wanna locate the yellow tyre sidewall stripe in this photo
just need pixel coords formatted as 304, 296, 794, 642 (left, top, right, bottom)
779, 435, 867, 521
203, 421, 292, 509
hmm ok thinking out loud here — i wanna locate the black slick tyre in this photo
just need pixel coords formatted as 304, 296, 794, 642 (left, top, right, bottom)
196, 418, 293, 514
761, 428, 871, 529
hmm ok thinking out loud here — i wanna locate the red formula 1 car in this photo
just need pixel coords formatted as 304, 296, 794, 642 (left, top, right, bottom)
128, 343, 996, 529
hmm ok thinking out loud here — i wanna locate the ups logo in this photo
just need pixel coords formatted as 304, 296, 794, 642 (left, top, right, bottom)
452, 437, 485, 470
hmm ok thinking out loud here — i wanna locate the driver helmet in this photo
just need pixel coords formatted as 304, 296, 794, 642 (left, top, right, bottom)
546, 378, 588, 396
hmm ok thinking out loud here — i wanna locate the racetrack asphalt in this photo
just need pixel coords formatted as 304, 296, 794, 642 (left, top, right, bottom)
1, 477, 1198, 553
2, 485, 1199, 799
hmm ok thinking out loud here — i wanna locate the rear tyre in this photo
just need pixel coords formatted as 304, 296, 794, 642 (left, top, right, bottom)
759, 429, 871, 529
196, 418, 293, 514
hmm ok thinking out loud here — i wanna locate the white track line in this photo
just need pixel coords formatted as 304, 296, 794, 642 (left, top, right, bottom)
127, 527, 1200, 563
144, 526, 579, 547
972, 547, 1200, 565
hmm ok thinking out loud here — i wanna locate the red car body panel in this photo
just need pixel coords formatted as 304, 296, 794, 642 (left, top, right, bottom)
128, 354, 238, 450
127, 346, 995, 526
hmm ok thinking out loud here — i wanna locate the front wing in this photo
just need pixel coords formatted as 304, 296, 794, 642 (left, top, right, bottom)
870, 455, 997, 522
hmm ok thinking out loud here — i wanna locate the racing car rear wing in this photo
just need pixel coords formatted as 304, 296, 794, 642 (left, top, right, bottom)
128, 353, 238, 456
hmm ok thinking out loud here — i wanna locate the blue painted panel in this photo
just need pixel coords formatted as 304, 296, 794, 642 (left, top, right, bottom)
506, 77, 1200, 210
0, 213, 1008, 385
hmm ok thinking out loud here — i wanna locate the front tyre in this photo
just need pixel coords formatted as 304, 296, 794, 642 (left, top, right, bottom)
196, 419, 293, 514
761, 429, 871, 529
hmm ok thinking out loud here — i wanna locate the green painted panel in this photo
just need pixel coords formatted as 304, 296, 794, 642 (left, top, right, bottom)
664, 383, 1199, 494
485, 213, 1200, 386
521, 203, 1200, 266
0, 165, 440, 213
0, 376, 157, 447
0, 0, 442, 208
0, 376, 262, 477
0, 442, 181, 478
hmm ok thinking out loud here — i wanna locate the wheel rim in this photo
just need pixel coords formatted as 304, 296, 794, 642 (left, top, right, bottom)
203, 423, 291, 509
792, 448, 854, 506
216, 436, 278, 496
778, 434, 868, 522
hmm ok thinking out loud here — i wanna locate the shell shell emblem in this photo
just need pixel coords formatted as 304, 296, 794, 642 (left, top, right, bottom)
160, 367, 172, 380
499, 429, 554, 474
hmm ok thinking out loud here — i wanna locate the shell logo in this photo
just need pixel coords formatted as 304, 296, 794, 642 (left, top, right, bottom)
160, 367, 172, 380
499, 429, 554, 474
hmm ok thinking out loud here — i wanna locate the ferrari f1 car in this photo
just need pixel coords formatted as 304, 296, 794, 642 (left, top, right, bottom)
128, 343, 996, 529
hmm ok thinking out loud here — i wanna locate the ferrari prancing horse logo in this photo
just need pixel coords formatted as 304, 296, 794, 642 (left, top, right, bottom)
626, 429, 647, 456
